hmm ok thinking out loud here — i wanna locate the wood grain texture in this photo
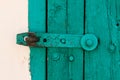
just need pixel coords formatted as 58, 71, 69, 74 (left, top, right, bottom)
48, 0, 69, 80
28, 0, 120, 80
29, 0, 46, 80
85, 0, 120, 80
116, 0, 120, 20
47, 0, 84, 80
67, 0, 84, 80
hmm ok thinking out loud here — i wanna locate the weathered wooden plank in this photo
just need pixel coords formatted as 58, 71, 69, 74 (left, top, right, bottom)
116, 0, 120, 20
47, 0, 84, 79
67, 0, 84, 80
106, 0, 120, 79
47, 0, 69, 80
105, 0, 120, 79
107, 1, 120, 79
85, 0, 110, 79
29, 0, 46, 80
48, 0, 84, 80
116, 0, 120, 31
85, 0, 120, 80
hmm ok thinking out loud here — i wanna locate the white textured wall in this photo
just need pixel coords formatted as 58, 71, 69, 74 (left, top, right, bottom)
0, 0, 30, 80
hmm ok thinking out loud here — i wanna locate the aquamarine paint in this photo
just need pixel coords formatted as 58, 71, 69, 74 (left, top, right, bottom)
17, 0, 120, 80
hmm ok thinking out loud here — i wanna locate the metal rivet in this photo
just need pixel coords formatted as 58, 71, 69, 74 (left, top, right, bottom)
24, 36, 39, 43
52, 53, 60, 61
109, 44, 116, 52
69, 55, 74, 62
60, 38, 66, 44
24, 36, 29, 41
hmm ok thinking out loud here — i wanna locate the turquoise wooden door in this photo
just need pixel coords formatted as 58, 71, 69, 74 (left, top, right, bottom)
17, 0, 120, 80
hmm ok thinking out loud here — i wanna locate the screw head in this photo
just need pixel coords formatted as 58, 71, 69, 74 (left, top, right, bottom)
60, 38, 66, 44
69, 55, 74, 62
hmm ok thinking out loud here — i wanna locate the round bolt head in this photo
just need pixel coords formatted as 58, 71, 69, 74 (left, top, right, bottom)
69, 55, 74, 62
81, 34, 98, 51
60, 38, 66, 44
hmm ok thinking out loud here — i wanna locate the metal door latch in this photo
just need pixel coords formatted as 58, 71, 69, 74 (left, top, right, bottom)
17, 32, 98, 51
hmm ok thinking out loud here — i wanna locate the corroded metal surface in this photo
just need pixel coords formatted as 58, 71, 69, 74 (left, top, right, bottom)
17, 32, 98, 51
17, 32, 83, 48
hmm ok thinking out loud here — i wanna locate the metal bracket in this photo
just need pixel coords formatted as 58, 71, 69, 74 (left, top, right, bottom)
17, 32, 98, 51
17, 32, 83, 48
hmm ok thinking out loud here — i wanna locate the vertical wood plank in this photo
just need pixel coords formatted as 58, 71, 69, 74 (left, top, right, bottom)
109, 0, 120, 79
68, 0, 84, 80
85, 0, 110, 79
105, 0, 120, 79
116, 0, 120, 20
85, 0, 120, 80
47, 0, 69, 80
47, 0, 84, 80
29, 0, 46, 80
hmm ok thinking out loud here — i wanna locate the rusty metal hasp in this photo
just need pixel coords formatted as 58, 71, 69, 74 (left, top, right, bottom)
16, 32, 98, 51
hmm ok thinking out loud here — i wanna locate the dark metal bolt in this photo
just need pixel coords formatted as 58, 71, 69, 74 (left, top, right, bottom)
60, 38, 66, 44
24, 33, 39, 46
24, 36, 39, 42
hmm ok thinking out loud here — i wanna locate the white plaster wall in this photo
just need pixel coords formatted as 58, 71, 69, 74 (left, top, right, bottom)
0, 0, 30, 80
